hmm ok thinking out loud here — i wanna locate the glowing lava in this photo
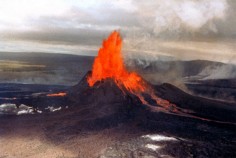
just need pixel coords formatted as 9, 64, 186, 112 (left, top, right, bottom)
87, 31, 180, 112
87, 31, 147, 93
47, 92, 67, 97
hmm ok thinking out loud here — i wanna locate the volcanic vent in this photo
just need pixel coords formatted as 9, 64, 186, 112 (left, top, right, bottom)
69, 31, 185, 115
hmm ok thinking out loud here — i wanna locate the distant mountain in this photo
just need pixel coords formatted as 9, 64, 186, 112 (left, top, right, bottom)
0, 52, 94, 85
0, 52, 235, 85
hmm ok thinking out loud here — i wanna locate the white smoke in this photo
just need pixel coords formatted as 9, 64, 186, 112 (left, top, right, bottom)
200, 65, 236, 79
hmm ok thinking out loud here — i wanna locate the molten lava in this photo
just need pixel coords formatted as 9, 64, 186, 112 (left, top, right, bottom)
47, 92, 67, 97
87, 31, 146, 93
87, 31, 180, 113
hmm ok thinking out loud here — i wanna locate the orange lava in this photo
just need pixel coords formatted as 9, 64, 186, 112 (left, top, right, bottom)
87, 31, 177, 110
47, 92, 67, 97
87, 31, 146, 93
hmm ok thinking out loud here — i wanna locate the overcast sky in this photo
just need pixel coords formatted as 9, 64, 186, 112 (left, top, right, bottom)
0, 0, 235, 63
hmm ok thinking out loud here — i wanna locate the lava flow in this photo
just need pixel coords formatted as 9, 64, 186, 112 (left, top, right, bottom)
47, 92, 67, 97
87, 31, 176, 110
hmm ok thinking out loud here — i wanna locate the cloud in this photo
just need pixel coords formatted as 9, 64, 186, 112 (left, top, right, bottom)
130, 0, 229, 38
0, 0, 233, 42
7, 28, 107, 46
0, 0, 235, 62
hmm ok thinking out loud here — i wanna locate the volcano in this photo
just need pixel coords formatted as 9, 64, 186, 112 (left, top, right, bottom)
69, 31, 181, 115
68, 31, 186, 123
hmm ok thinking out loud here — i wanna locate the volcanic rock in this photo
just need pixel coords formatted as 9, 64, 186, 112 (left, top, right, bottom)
67, 71, 236, 127
154, 83, 236, 123
67, 71, 143, 122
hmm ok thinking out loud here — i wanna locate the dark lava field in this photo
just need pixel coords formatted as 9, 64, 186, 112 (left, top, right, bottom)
0, 53, 235, 158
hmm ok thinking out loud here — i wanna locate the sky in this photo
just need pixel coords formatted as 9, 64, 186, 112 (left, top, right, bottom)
0, 0, 236, 63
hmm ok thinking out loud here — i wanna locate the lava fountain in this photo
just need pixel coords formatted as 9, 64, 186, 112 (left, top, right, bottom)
87, 31, 176, 109
87, 31, 146, 94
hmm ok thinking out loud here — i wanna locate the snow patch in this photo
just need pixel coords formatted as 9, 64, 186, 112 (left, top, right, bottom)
0, 104, 36, 115
45, 106, 62, 112
142, 134, 177, 141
